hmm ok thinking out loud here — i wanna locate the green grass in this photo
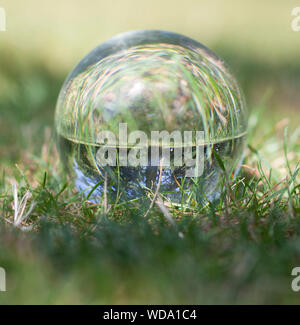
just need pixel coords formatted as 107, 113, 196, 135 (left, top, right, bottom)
0, 12, 300, 302
0, 68, 299, 304
0, 125, 299, 304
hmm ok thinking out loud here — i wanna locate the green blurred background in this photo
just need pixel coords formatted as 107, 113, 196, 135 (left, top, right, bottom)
1, 0, 300, 164
0, 0, 300, 304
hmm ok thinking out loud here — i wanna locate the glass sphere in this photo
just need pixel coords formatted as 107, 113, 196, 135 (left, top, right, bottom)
55, 30, 247, 205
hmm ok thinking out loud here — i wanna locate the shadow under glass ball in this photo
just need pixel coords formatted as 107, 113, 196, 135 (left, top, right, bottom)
55, 30, 247, 206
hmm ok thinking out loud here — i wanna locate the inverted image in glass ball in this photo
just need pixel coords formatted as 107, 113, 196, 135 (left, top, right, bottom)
55, 30, 247, 205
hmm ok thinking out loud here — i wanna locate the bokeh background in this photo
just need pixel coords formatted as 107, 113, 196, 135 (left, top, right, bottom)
0, 0, 299, 304
1, 0, 300, 163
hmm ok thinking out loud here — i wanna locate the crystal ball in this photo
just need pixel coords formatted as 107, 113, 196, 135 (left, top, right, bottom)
55, 30, 247, 205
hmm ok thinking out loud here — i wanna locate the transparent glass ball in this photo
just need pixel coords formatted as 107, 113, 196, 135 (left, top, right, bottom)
55, 30, 247, 205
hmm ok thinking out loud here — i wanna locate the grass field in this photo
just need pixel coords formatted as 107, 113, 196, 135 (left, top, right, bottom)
0, 0, 299, 304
